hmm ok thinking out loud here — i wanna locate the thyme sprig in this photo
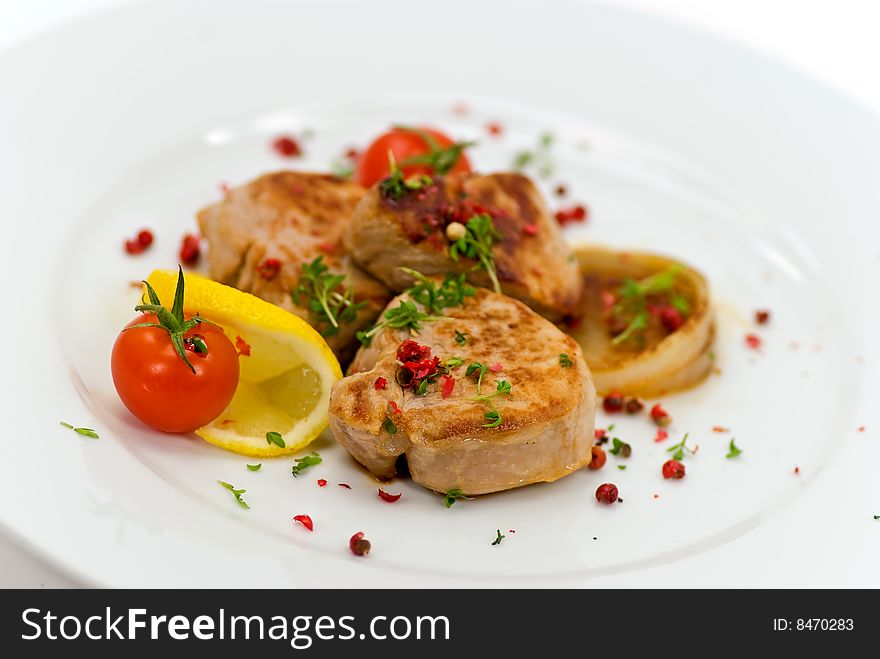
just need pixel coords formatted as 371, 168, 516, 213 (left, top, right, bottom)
293, 256, 364, 337
449, 214, 502, 293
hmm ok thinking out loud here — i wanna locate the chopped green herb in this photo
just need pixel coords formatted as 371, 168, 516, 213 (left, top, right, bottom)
491, 529, 506, 546
59, 422, 99, 439
265, 431, 286, 448
218, 481, 249, 509
454, 330, 468, 346
293, 256, 364, 337
379, 150, 435, 200
383, 417, 398, 435
617, 465, 627, 471
726, 438, 742, 459
246, 463, 262, 472
444, 488, 468, 508
610, 264, 684, 346
666, 433, 695, 461
875, 515, 880, 520
330, 158, 354, 179
291, 453, 322, 477
468, 375, 511, 428
512, 151, 533, 169
449, 214, 502, 293
608, 437, 631, 457
512, 132, 555, 178
559, 353, 573, 368
446, 356, 464, 368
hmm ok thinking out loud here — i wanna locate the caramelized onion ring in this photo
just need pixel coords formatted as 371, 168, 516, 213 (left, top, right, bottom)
567, 246, 715, 397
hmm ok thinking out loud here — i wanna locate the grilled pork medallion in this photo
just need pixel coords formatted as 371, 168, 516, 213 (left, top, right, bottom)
329, 284, 596, 495
344, 172, 582, 321
197, 171, 391, 360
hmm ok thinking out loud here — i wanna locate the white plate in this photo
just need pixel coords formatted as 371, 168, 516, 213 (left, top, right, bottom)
1, 0, 878, 587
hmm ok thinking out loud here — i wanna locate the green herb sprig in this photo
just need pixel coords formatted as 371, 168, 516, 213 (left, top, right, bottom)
512, 132, 555, 178
400, 269, 476, 316
491, 529, 506, 546
449, 214, 502, 293
218, 481, 249, 509
610, 264, 684, 346
59, 422, 99, 439
291, 453, 322, 477
667, 433, 696, 461
357, 269, 474, 347
559, 353, 573, 368
444, 488, 469, 508
293, 256, 364, 337
466, 365, 511, 428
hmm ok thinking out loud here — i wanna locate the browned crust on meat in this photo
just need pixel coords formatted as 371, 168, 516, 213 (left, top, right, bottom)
197, 171, 391, 360
345, 172, 582, 320
329, 286, 596, 493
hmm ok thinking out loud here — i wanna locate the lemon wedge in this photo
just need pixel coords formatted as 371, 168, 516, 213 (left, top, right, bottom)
145, 270, 342, 457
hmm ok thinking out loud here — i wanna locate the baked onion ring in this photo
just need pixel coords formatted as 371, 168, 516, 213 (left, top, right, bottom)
565, 246, 715, 397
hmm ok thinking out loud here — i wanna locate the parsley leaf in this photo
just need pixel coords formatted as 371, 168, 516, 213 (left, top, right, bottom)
291, 453, 322, 477
292, 256, 364, 337
726, 438, 742, 459
454, 330, 468, 345
444, 488, 468, 508
491, 529, 506, 546
60, 421, 99, 439
218, 481, 249, 509
559, 353, 573, 368
449, 214, 502, 293
265, 431, 286, 448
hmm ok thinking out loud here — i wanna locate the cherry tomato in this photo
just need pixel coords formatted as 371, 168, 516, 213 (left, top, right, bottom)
111, 314, 240, 433
355, 126, 472, 187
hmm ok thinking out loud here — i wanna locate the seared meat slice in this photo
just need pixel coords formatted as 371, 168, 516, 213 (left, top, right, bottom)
198, 171, 391, 360
329, 286, 596, 495
344, 172, 582, 320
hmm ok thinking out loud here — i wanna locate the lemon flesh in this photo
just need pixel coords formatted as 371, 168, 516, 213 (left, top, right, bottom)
145, 270, 342, 457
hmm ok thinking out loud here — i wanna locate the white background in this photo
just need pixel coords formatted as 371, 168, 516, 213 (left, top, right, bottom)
1, 0, 878, 587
